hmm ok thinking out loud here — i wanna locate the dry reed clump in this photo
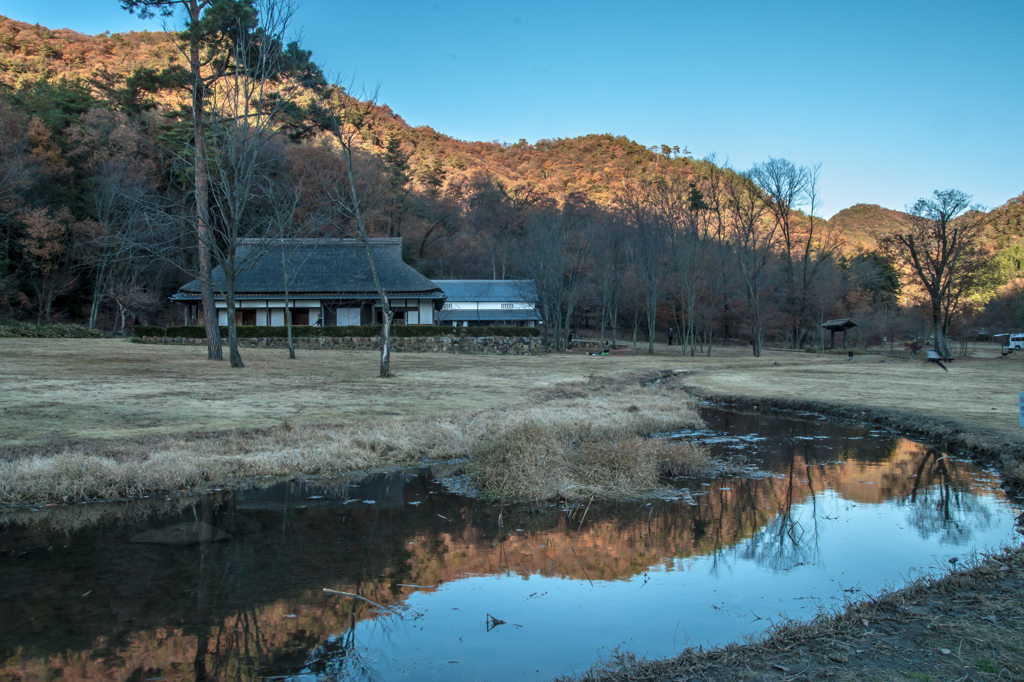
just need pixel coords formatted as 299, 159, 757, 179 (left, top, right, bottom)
657, 440, 714, 477
0, 372, 715, 506
1005, 453, 1024, 487
464, 381, 714, 500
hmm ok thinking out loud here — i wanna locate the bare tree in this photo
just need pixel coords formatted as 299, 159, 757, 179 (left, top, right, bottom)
265, 153, 316, 359
316, 86, 399, 377
726, 171, 777, 357
593, 218, 626, 349
695, 156, 732, 355
515, 200, 595, 350
618, 178, 669, 354
657, 176, 711, 356
878, 189, 988, 358
750, 157, 840, 348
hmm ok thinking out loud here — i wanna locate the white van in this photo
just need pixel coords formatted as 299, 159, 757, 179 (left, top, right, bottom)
1003, 333, 1024, 352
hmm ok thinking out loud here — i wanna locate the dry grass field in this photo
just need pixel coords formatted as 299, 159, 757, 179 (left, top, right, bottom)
1, 338, 1022, 506
2, 338, 1022, 448
0, 338, 676, 447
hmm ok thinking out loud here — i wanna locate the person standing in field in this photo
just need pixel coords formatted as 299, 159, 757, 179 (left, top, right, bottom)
667, 328, 674, 346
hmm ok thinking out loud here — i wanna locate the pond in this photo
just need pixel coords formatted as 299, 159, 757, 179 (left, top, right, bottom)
1, 408, 1020, 681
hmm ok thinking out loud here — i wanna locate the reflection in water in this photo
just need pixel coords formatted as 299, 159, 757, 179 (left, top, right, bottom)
0, 409, 1019, 681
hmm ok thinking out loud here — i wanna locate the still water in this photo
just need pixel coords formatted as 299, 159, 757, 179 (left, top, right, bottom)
1, 408, 1020, 681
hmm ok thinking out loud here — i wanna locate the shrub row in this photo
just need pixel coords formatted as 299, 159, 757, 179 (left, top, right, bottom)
0, 321, 107, 338
134, 324, 540, 339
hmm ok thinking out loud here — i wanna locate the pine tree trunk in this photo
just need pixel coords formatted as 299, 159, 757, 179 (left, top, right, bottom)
190, 2, 221, 362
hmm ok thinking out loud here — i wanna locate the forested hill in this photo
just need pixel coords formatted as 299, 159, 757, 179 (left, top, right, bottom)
827, 194, 1024, 260
0, 14, 698, 206
3, 12, 1016, 229
829, 204, 912, 250
0, 15, 179, 98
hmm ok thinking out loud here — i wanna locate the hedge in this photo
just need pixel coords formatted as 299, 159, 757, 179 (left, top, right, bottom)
0, 321, 107, 338
134, 324, 540, 339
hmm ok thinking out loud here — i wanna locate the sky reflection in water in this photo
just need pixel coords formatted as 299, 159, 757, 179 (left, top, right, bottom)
0, 408, 1020, 681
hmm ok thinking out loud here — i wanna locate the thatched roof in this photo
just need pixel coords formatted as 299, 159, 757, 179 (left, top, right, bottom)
173, 239, 445, 301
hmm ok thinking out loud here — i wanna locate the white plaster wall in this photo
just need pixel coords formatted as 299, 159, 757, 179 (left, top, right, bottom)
270, 309, 285, 326
256, 309, 268, 326
419, 300, 433, 325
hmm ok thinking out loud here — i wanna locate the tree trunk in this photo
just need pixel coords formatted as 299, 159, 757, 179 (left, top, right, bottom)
933, 305, 949, 358
379, 297, 393, 378
283, 250, 295, 359
89, 288, 103, 330
611, 303, 618, 349
646, 307, 656, 355
225, 280, 244, 368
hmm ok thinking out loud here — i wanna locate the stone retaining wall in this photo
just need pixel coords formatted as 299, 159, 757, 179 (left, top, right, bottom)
139, 335, 542, 355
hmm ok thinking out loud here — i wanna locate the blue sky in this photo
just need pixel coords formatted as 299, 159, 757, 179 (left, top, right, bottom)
3, 0, 1021, 218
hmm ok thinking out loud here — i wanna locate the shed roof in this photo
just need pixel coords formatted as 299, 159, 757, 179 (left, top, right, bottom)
174, 239, 444, 300
821, 318, 858, 330
432, 279, 538, 302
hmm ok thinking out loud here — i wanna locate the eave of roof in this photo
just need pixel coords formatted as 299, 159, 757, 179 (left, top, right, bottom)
435, 308, 542, 322
171, 291, 447, 302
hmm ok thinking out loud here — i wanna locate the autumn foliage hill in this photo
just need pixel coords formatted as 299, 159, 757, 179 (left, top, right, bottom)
0, 14, 702, 204
0, 15, 179, 95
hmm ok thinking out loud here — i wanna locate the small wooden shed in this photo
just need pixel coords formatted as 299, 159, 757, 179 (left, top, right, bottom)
821, 318, 857, 350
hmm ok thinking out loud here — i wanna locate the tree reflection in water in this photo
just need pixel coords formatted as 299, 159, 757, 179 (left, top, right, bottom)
904, 448, 991, 543
740, 449, 821, 572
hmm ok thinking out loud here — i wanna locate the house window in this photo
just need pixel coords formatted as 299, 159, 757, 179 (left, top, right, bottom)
501, 303, 513, 309
291, 309, 309, 326
443, 303, 453, 310
236, 309, 256, 326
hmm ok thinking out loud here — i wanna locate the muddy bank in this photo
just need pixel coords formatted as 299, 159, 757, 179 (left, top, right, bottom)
568, 544, 1024, 682
683, 385, 1024, 493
